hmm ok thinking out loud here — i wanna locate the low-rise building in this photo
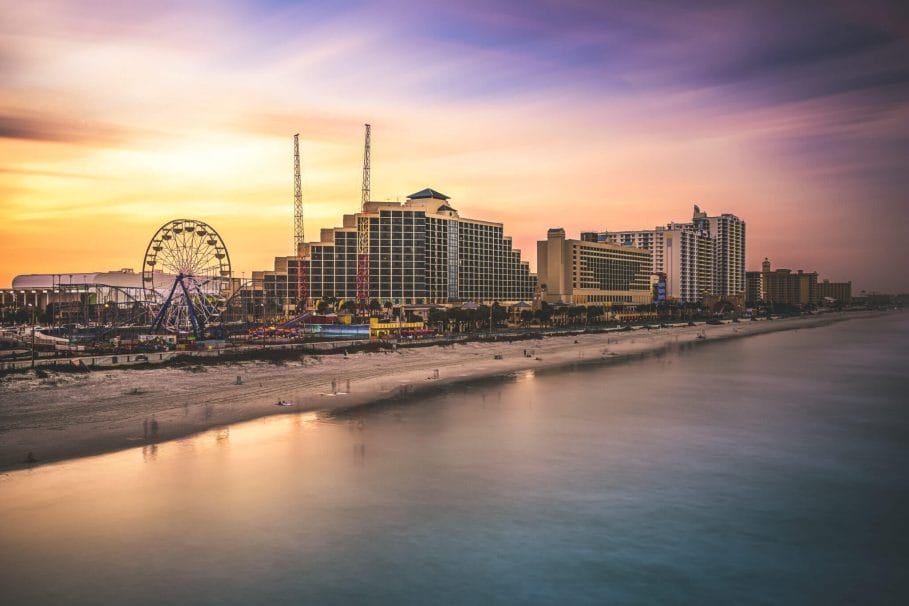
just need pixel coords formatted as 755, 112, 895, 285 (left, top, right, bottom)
536, 228, 652, 306
1, 269, 160, 316
745, 271, 763, 306
760, 259, 818, 307
817, 279, 852, 304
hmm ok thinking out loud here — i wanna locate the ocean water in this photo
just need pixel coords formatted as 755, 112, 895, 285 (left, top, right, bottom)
1, 314, 907, 605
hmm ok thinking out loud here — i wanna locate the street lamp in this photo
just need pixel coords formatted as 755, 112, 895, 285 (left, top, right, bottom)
28, 303, 36, 368
53, 273, 62, 328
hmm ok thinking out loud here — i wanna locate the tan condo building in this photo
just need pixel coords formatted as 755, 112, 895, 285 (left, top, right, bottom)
537, 229, 653, 306
760, 259, 818, 307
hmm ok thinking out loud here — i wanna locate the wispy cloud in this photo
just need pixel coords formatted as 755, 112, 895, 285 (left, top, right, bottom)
0, 111, 140, 145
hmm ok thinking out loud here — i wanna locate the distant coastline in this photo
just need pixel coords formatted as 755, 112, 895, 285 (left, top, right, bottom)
0, 310, 894, 473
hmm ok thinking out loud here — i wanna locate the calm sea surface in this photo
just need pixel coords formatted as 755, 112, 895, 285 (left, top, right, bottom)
1, 314, 907, 605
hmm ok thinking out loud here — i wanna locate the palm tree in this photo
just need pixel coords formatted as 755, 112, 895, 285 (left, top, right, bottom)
491, 302, 506, 330
520, 309, 533, 326
428, 307, 449, 331
452, 307, 470, 333
585, 305, 602, 325
478, 305, 491, 331
536, 302, 553, 327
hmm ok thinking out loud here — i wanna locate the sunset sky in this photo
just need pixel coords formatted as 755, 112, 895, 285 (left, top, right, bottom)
1, 0, 907, 292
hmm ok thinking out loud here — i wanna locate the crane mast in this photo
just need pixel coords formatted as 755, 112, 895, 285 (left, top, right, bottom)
293, 133, 308, 308
361, 124, 371, 210
293, 133, 304, 249
356, 124, 371, 313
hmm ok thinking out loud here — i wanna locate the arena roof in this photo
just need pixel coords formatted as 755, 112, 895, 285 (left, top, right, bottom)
11, 270, 161, 289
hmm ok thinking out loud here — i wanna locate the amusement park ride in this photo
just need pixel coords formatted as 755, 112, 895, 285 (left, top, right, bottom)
142, 219, 233, 339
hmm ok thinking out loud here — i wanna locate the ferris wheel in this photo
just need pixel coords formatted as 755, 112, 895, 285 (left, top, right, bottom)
142, 219, 232, 338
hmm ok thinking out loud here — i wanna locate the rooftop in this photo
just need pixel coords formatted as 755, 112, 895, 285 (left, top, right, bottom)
407, 188, 450, 201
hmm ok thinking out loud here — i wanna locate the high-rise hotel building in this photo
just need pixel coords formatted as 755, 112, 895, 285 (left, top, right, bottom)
253, 189, 536, 308
592, 206, 745, 303
595, 224, 714, 302
692, 206, 746, 297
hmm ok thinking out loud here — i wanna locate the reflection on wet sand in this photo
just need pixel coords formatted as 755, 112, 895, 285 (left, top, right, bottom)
141, 443, 157, 462
216, 427, 230, 446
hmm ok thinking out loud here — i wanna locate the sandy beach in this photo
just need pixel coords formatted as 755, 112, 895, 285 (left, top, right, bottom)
0, 311, 887, 472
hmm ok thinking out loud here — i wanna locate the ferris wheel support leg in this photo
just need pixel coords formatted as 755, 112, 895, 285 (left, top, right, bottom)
151, 278, 181, 332
190, 280, 220, 335
178, 278, 205, 339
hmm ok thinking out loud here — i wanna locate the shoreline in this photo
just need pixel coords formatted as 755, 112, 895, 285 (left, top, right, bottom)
0, 311, 892, 473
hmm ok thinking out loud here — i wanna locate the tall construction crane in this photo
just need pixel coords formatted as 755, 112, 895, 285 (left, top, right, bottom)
361, 124, 371, 209
293, 133, 304, 250
293, 133, 308, 308
356, 124, 371, 313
